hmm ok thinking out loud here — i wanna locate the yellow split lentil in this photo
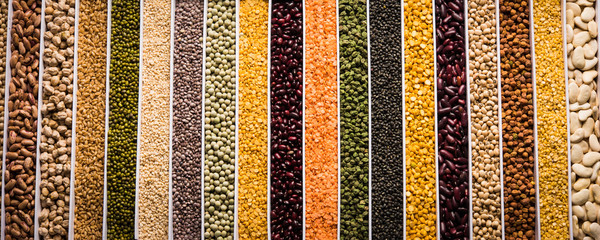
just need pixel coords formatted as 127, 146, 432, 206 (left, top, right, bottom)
533, 0, 569, 238
238, 0, 269, 239
404, 0, 436, 238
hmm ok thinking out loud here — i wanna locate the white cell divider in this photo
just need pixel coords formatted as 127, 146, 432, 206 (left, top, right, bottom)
433, 0, 439, 237
563, 0, 573, 239
34, 0, 48, 238
266, 0, 272, 238
134, 0, 144, 237
464, 0, 472, 238
200, 0, 207, 238
366, 0, 372, 238
102, 0, 114, 237
68, 0, 82, 238
234, 0, 240, 239
401, 0, 407, 237
301, 0, 305, 237
528, 0, 541, 238
167, 0, 175, 239
495, 0, 506, 238
335, 0, 340, 238
1, 0, 14, 237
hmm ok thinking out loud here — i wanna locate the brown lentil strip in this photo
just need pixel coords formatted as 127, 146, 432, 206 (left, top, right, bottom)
4, 0, 42, 238
171, 0, 203, 239
304, 0, 338, 238
106, 0, 140, 238
404, 0, 436, 237
533, 0, 569, 238
238, 0, 268, 239
138, 0, 171, 237
73, 0, 107, 238
499, 0, 537, 238
468, 0, 502, 238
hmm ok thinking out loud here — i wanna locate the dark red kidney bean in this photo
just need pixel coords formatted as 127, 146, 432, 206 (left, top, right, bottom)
270, 1, 303, 239
435, 0, 469, 239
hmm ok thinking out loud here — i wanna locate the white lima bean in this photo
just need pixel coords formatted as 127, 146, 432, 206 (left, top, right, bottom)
568, 0, 600, 239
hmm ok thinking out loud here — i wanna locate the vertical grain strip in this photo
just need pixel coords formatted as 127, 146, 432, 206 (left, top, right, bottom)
403, 0, 436, 237
369, 0, 404, 239
171, 0, 203, 239
106, 0, 140, 238
499, 0, 537, 238
237, 0, 268, 239
137, 0, 171, 238
533, 0, 569, 238
304, 0, 338, 238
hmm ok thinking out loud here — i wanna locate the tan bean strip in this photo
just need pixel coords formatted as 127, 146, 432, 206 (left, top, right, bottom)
4, 0, 42, 238
38, 0, 76, 238
533, 0, 569, 238
566, 0, 600, 238
468, 0, 502, 239
138, 0, 171, 238
73, 0, 107, 238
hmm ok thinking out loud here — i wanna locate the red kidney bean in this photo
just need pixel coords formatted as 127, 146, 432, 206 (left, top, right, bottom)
436, 0, 469, 238
270, 1, 303, 240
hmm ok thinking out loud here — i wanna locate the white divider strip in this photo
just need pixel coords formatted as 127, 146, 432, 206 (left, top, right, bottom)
433, 0, 439, 237
1, 0, 14, 237
266, 0, 272, 238
366, 0, 372, 238
200, 0, 207, 238
464, 0, 472, 238
103, 0, 113, 237
34, 0, 48, 238
134, 0, 144, 237
528, 0, 541, 238
234, 0, 240, 239
301, 0, 306, 239
495, 0, 505, 238
401, 0, 406, 236
68, 0, 81, 238
335, 0, 340, 238
563, 0, 573, 238
335, 0, 341, 237
167, 0, 175, 238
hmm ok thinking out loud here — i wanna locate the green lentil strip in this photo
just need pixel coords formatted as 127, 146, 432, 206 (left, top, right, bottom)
106, 0, 140, 238
339, 0, 369, 238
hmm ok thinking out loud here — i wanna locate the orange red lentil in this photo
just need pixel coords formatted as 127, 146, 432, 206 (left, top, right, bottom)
238, 0, 269, 239
404, 0, 437, 238
304, 0, 338, 239
533, 0, 569, 238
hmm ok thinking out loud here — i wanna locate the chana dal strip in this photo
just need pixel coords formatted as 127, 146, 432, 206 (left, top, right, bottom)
238, 0, 268, 238
404, 0, 437, 238
533, 0, 569, 238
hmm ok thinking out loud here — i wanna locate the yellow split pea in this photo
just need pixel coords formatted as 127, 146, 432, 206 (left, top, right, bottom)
238, 0, 269, 239
404, 0, 436, 239
533, 0, 569, 238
